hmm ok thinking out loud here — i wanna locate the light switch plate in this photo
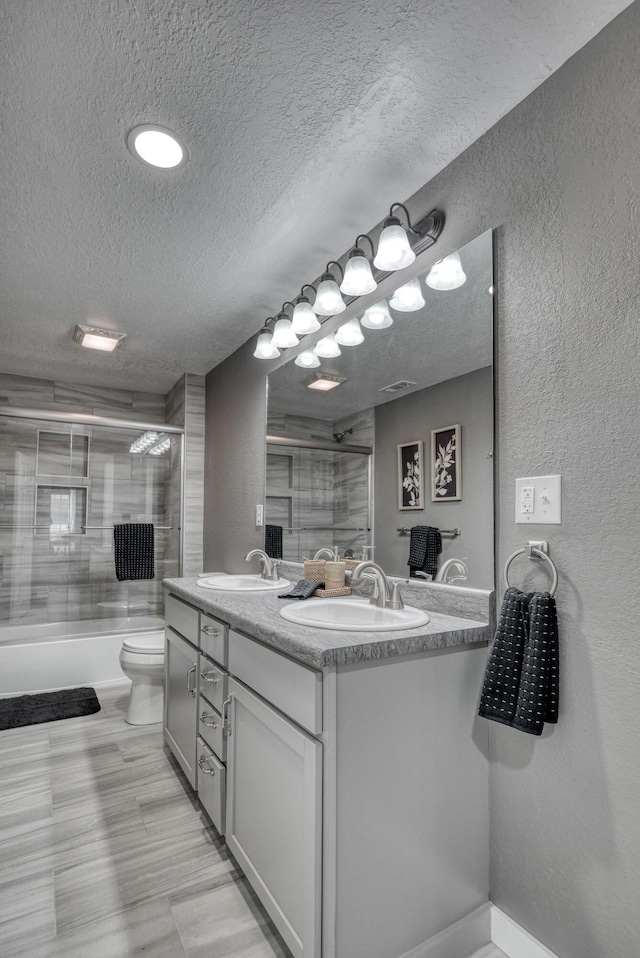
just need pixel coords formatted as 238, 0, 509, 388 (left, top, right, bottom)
255, 504, 264, 527
515, 475, 562, 524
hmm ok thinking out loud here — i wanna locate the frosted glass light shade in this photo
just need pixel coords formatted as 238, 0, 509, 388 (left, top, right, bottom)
389, 277, 425, 312
294, 350, 321, 368
426, 252, 466, 290
291, 300, 320, 335
314, 278, 346, 316
254, 328, 280, 359
373, 223, 415, 271
313, 333, 342, 358
340, 253, 377, 296
360, 299, 393, 329
334, 318, 364, 346
271, 316, 299, 349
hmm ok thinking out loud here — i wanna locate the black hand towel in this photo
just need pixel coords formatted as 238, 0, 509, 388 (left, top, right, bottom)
278, 580, 323, 599
114, 523, 155, 581
479, 587, 559, 736
408, 525, 442, 579
265, 524, 283, 559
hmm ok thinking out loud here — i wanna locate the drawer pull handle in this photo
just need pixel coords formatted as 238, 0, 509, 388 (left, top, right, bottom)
198, 756, 216, 776
202, 625, 220, 636
200, 711, 220, 729
221, 695, 232, 737
200, 669, 218, 683
186, 665, 197, 697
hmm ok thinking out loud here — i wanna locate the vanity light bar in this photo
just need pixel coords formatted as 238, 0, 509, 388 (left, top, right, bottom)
253, 207, 445, 360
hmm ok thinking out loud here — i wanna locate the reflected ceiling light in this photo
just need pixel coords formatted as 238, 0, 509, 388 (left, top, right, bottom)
253, 319, 281, 359
426, 251, 466, 290
340, 236, 377, 296
73, 325, 127, 352
130, 431, 160, 453
148, 436, 171, 456
271, 305, 300, 349
294, 350, 321, 368
360, 299, 393, 330
389, 277, 425, 312
373, 203, 416, 271
307, 374, 345, 391
313, 333, 341, 358
334, 317, 364, 346
126, 124, 187, 170
291, 285, 321, 335
314, 262, 346, 316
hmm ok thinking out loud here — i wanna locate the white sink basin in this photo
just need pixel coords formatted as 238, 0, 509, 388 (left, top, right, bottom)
279, 597, 429, 632
197, 574, 290, 592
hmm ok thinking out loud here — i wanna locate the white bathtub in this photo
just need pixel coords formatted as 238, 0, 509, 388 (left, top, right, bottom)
0, 616, 165, 695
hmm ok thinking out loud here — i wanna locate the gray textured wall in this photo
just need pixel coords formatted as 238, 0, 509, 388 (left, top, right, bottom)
374, 367, 493, 587
203, 6, 640, 954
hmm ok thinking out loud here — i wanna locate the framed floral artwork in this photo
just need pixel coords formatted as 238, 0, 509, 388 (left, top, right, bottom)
431, 424, 461, 501
398, 440, 424, 510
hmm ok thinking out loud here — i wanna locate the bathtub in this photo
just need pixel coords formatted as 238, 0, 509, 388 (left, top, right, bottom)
0, 615, 165, 695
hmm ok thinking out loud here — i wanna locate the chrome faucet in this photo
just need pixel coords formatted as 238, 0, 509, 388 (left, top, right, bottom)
313, 547, 339, 561
244, 549, 280, 581
435, 558, 468, 584
351, 562, 404, 610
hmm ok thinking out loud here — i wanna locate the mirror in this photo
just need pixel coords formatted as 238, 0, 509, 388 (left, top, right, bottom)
266, 229, 494, 589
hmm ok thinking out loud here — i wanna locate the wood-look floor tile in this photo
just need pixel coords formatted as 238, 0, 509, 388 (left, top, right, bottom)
169, 872, 292, 958
0, 868, 56, 953
0, 779, 52, 843
2, 895, 188, 958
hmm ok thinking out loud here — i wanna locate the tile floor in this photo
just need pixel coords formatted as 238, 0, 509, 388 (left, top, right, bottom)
0, 681, 508, 958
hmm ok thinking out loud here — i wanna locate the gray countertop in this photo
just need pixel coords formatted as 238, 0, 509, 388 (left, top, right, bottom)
162, 576, 492, 669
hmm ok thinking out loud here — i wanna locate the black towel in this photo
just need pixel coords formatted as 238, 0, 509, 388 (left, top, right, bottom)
278, 580, 323, 600
113, 523, 155, 581
265, 524, 283, 559
478, 587, 559, 736
408, 525, 442, 579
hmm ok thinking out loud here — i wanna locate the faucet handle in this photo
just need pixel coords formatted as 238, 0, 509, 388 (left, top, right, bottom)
389, 581, 404, 610
269, 560, 281, 581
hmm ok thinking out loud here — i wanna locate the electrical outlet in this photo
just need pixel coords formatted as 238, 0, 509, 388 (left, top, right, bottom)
515, 476, 561, 524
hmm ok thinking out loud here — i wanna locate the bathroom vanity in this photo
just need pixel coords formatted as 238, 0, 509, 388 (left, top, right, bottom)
162, 574, 493, 958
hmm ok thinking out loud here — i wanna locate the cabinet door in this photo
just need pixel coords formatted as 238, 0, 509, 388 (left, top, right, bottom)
225, 678, 322, 958
163, 626, 198, 789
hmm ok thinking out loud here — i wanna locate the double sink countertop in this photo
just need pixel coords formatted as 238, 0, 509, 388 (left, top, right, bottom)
163, 568, 494, 670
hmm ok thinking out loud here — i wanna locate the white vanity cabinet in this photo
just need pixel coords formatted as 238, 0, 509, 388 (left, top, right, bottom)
164, 594, 230, 832
163, 585, 490, 958
225, 636, 323, 958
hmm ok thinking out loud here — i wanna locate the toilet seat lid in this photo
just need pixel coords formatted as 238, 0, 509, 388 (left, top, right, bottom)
122, 634, 164, 654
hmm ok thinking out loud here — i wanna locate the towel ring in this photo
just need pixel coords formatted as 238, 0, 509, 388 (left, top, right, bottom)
504, 547, 558, 597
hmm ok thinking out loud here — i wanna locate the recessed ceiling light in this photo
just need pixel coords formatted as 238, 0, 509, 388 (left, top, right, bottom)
126, 124, 187, 170
73, 325, 127, 352
307, 374, 346, 392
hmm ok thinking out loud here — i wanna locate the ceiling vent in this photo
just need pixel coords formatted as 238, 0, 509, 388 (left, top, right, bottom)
379, 380, 416, 394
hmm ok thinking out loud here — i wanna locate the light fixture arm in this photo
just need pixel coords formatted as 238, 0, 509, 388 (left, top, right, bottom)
353, 234, 376, 258
324, 260, 344, 282
388, 202, 415, 231
299, 284, 316, 302
281, 301, 296, 317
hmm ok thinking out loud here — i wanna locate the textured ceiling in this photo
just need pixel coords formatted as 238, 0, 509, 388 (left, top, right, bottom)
0, 0, 632, 393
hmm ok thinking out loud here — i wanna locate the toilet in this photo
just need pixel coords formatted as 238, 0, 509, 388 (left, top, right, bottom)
119, 631, 165, 725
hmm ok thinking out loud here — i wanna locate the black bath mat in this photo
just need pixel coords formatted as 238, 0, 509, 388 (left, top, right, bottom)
0, 687, 101, 731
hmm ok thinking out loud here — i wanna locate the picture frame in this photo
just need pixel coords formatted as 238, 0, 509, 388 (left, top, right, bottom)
398, 440, 424, 510
431, 424, 462, 501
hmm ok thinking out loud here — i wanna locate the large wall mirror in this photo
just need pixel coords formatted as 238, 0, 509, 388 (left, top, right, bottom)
266, 229, 494, 589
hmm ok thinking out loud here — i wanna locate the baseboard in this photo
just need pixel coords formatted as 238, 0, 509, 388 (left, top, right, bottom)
491, 906, 560, 958
398, 904, 490, 958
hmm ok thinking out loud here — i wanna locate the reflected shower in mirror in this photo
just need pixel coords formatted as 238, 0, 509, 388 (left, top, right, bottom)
266, 229, 494, 588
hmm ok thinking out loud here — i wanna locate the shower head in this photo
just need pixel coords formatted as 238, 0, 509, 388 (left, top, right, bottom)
333, 428, 353, 443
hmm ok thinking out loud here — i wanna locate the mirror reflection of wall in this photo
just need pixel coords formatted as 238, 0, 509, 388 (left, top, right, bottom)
266, 229, 494, 588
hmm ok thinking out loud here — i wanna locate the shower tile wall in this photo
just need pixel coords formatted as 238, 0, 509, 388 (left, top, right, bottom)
266, 409, 373, 561
0, 372, 205, 631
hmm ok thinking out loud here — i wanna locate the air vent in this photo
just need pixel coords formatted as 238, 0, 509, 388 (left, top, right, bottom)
379, 380, 416, 394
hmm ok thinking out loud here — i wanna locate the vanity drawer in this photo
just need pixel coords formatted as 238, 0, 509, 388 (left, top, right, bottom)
198, 694, 227, 762
228, 630, 322, 735
198, 654, 228, 713
196, 737, 225, 835
200, 613, 228, 667
165, 594, 200, 647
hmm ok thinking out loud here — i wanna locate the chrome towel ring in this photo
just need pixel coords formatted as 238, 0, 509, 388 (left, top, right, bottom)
504, 541, 558, 597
